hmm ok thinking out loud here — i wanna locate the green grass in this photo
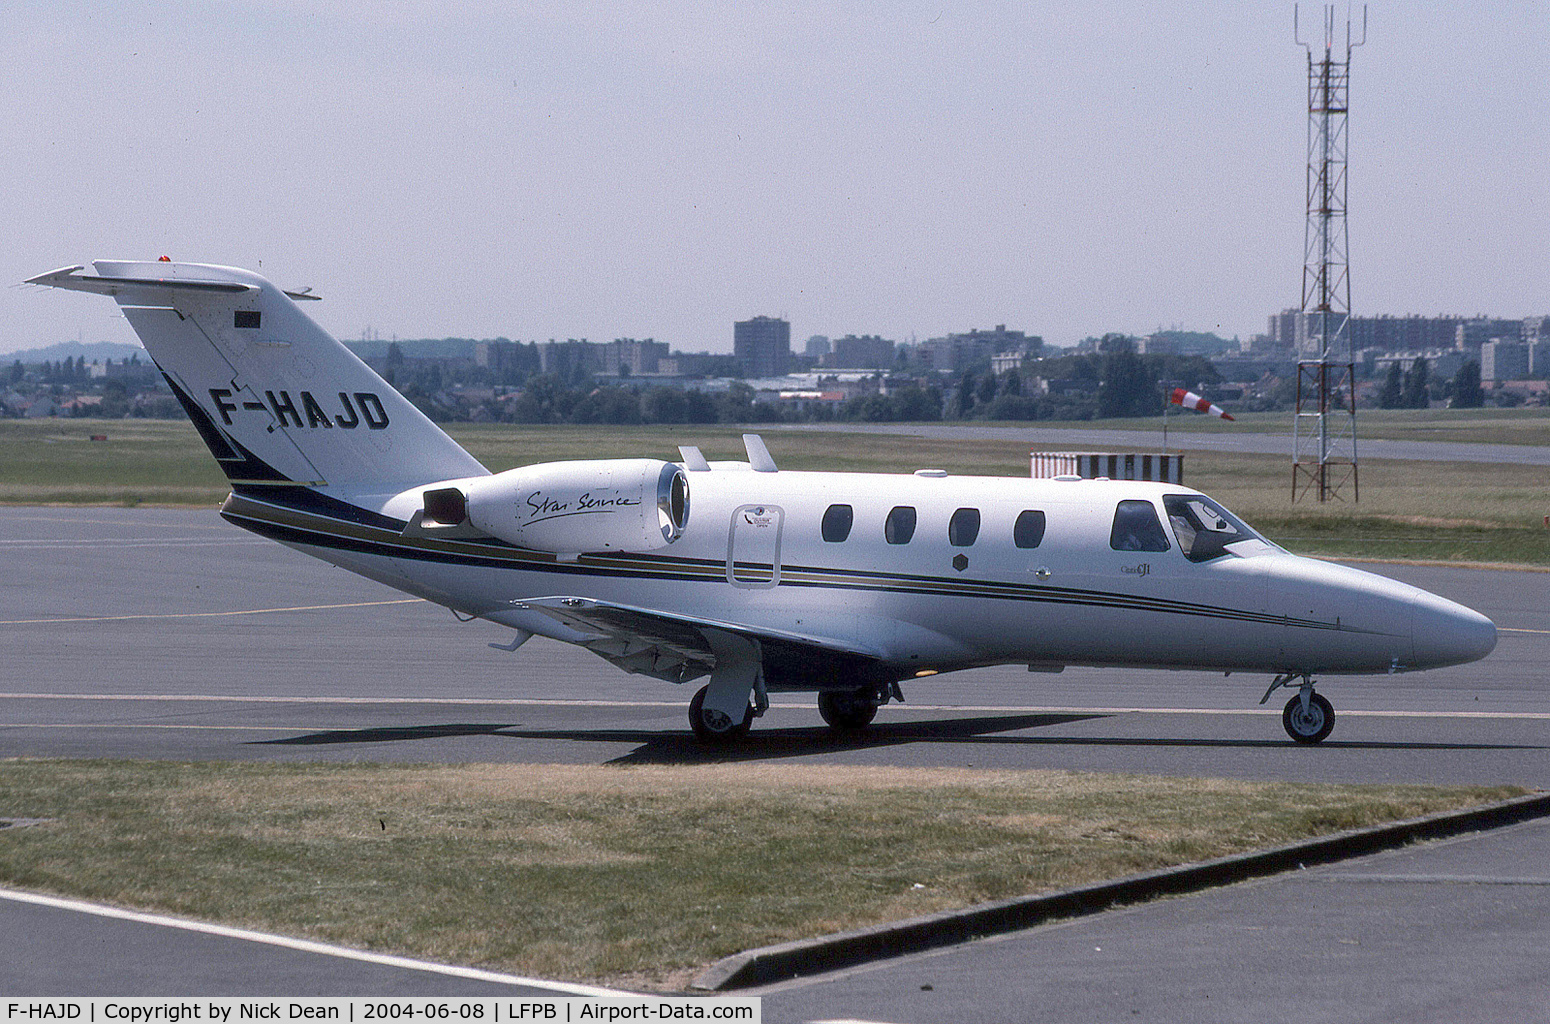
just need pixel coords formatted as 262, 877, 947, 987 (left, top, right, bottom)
0, 420, 230, 505
3, 418, 1546, 566
1176, 452, 1550, 566
0, 760, 1521, 989
1149, 407, 1550, 447
455, 423, 1045, 476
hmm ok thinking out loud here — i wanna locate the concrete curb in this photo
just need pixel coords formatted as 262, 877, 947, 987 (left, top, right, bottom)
692, 790, 1550, 991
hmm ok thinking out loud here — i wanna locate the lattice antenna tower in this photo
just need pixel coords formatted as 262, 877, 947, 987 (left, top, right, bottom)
1292, 4, 1366, 503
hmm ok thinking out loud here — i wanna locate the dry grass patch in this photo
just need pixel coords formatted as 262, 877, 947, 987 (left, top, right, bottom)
0, 759, 1521, 989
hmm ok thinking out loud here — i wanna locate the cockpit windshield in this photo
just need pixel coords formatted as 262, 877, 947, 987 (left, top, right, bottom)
1163, 494, 1275, 562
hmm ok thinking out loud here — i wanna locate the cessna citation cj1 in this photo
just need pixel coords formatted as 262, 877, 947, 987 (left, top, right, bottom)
30, 261, 1498, 744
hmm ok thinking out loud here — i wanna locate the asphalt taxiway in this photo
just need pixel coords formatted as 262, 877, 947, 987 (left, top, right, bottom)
3, 506, 1548, 1016
753, 814, 1550, 1023
0, 887, 630, 997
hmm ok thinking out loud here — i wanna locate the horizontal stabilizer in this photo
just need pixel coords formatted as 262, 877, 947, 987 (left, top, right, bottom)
27, 265, 253, 295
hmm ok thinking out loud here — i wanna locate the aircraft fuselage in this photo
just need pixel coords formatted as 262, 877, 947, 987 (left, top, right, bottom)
226, 467, 1495, 687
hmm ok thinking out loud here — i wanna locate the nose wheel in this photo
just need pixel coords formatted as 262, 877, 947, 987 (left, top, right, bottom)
1282, 691, 1335, 744
1262, 672, 1336, 745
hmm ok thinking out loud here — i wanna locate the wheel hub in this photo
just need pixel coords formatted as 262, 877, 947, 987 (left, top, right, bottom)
1291, 705, 1324, 733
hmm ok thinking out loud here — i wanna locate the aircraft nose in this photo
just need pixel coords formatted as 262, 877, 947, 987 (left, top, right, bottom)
1409, 589, 1497, 669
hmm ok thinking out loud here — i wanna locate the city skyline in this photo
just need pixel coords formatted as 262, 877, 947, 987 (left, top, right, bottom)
2, 4, 1545, 357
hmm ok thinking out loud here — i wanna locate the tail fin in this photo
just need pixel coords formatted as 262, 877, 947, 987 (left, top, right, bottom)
28, 262, 488, 501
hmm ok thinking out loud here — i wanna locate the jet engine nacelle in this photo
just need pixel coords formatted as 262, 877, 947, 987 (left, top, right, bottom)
421, 459, 690, 554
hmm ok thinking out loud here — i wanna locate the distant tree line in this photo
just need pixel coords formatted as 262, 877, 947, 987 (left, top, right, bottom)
383, 334, 1225, 426
938, 335, 1222, 423
26, 356, 91, 384
8, 354, 150, 388
1378, 358, 1485, 410
55, 333, 1528, 426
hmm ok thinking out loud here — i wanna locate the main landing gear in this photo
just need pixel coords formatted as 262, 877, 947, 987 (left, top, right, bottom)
817, 682, 903, 734
689, 679, 905, 742
688, 683, 753, 742
1261, 672, 1335, 745
817, 689, 879, 731
688, 630, 766, 744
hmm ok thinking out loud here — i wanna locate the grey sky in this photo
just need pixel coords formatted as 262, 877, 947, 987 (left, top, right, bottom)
3, 2, 1545, 357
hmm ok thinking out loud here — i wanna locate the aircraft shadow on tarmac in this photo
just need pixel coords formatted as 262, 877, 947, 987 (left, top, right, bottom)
254, 723, 519, 745
247, 714, 1545, 764
247, 713, 1099, 755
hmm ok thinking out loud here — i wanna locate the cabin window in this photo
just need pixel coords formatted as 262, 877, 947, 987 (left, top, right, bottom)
1013, 509, 1046, 549
1110, 500, 1170, 552
948, 507, 981, 547
1164, 494, 1260, 562
821, 503, 854, 543
885, 505, 916, 544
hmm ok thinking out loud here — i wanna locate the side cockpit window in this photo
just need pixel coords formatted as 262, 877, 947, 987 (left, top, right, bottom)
821, 503, 854, 542
1109, 500, 1170, 552
1164, 494, 1266, 562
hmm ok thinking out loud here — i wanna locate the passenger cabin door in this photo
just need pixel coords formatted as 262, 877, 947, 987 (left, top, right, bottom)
727, 504, 784, 588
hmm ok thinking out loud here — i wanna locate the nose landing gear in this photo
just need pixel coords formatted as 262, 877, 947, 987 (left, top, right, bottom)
1282, 690, 1335, 744
1261, 672, 1336, 744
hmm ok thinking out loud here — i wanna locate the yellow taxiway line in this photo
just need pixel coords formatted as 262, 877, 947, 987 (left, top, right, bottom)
0, 598, 424, 626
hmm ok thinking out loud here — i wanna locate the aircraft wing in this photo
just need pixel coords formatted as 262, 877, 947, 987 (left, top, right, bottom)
510, 596, 890, 688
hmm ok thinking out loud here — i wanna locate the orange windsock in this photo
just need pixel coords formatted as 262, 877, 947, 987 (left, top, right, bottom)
1170, 387, 1234, 421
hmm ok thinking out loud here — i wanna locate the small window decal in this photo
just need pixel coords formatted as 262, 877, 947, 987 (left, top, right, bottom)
234, 310, 261, 329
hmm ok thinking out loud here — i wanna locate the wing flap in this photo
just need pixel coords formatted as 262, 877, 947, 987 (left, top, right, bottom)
513, 597, 889, 688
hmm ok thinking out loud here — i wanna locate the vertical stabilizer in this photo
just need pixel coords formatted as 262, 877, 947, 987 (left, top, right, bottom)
28, 262, 489, 501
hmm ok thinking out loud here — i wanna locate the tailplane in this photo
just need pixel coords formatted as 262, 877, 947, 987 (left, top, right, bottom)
28, 262, 488, 502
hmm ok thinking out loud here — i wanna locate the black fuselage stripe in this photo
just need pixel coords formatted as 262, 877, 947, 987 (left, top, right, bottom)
226, 513, 713, 583
222, 507, 1371, 635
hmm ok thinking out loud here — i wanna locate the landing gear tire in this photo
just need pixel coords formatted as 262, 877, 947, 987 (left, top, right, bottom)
817, 689, 879, 732
1282, 692, 1335, 745
689, 684, 753, 743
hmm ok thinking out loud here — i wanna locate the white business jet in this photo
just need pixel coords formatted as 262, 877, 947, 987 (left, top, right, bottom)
29, 261, 1497, 744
